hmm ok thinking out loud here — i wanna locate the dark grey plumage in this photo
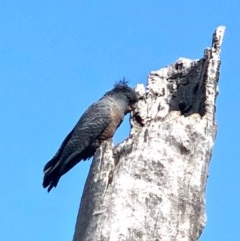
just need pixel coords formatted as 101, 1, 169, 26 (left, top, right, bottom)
42, 81, 138, 192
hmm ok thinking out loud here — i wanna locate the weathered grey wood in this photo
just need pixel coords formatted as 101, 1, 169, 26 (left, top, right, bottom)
73, 26, 225, 241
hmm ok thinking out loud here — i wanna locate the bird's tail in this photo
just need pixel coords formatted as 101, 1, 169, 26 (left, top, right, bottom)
42, 145, 96, 192
42, 157, 61, 192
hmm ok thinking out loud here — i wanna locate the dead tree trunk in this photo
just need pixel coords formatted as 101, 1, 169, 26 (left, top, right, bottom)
73, 26, 225, 241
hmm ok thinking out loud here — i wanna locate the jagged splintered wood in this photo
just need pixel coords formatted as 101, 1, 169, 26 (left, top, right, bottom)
73, 26, 225, 241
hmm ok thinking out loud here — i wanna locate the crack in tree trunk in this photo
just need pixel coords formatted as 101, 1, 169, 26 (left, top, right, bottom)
73, 26, 225, 241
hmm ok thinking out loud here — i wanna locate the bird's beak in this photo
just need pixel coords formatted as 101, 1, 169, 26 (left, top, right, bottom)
129, 102, 138, 111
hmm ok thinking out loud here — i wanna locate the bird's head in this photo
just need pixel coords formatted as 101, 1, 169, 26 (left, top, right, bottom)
105, 79, 138, 114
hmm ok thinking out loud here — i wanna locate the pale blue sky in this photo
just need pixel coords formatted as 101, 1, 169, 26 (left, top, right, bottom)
1, 1, 239, 240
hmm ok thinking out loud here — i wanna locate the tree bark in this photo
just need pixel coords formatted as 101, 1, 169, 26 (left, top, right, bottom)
73, 26, 225, 241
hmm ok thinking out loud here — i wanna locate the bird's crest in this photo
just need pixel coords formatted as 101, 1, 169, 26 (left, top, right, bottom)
114, 78, 129, 88
107, 78, 134, 95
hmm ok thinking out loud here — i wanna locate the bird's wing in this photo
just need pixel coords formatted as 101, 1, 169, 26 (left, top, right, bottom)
55, 101, 114, 172
43, 129, 74, 172
43, 99, 122, 191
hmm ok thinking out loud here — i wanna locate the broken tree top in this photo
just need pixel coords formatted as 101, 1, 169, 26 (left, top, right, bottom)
73, 26, 225, 241
134, 26, 225, 125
